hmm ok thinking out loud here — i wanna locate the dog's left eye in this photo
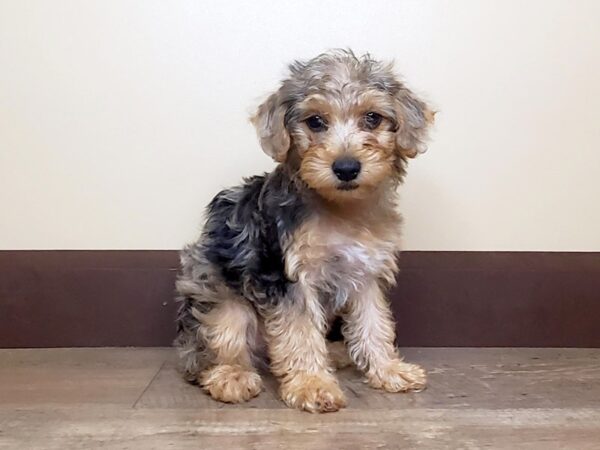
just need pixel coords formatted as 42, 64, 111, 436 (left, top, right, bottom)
363, 112, 383, 130
305, 115, 328, 132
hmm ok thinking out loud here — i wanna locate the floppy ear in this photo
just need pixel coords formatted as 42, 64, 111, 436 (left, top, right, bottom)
394, 87, 434, 159
251, 91, 291, 162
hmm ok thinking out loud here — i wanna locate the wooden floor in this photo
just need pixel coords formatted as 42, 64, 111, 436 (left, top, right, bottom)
1, 348, 599, 449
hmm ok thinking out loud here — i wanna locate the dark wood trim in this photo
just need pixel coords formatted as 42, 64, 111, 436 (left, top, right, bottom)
1, 251, 599, 348
0, 251, 179, 348
393, 252, 600, 347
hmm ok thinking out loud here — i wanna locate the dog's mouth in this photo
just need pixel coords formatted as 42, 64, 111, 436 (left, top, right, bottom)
336, 182, 359, 191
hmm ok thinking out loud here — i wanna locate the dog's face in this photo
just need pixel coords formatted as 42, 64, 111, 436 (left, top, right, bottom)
252, 50, 433, 202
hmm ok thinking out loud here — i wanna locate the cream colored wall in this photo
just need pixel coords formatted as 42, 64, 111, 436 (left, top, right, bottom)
1, 0, 599, 251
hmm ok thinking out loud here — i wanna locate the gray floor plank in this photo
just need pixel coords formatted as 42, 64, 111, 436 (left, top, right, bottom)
136, 347, 600, 410
0, 348, 166, 407
1, 407, 600, 450
1, 347, 600, 449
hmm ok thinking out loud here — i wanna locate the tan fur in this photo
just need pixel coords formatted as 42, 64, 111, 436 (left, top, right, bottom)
201, 364, 263, 403
284, 197, 401, 288
327, 340, 353, 370
250, 92, 290, 162
198, 299, 263, 403
275, 191, 426, 406
296, 90, 400, 203
367, 359, 427, 393
278, 371, 346, 413
262, 284, 346, 413
181, 51, 433, 412
343, 280, 427, 392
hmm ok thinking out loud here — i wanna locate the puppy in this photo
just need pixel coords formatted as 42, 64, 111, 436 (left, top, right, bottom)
175, 49, 433, 413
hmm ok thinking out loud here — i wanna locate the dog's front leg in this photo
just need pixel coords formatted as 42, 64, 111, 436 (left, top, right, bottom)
343, 279, 427, 392
262, 283, 346, 413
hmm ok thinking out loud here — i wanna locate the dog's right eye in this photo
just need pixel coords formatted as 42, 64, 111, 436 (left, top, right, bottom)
305, 115, 328, 132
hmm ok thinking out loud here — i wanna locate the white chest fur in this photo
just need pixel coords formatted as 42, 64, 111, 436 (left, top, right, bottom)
285, 211, 401, 308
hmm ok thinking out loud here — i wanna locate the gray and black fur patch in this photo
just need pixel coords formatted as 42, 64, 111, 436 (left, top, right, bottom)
174, 166, 310, 380
176, 166, 309, 321
202, 166, 309, 305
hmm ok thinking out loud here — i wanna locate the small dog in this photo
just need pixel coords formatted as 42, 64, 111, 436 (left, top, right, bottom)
175, 50, 433, 413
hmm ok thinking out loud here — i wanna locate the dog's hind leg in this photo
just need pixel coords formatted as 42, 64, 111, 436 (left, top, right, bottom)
176, 277, 263, 404
327, 340, 353, 370
196, 298, 263, 403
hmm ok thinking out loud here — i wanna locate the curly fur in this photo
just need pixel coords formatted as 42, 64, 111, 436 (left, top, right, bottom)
175, 49, 433, 412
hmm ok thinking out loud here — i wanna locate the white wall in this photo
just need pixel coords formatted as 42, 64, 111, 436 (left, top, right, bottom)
1, 0, 599, 251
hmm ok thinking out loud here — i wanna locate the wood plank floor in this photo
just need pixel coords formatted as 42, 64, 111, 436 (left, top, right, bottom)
1, 348, 599, 449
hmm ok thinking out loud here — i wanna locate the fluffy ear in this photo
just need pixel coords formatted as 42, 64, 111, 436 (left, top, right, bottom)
394, 87, 434, 159
251, 91, 291, 162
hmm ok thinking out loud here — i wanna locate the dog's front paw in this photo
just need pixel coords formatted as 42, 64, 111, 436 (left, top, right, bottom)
280, 373, 347, 413
200, 364, 263, 403
367, 359, 427, 393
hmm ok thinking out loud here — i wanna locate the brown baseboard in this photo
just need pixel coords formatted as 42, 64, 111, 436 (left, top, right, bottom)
1, 251, 599, 348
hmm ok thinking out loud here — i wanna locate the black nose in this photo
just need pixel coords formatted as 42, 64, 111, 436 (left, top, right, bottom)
332, 157, 361, 181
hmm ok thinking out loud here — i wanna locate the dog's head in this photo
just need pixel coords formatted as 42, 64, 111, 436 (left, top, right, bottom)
251, 50, 434, 202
